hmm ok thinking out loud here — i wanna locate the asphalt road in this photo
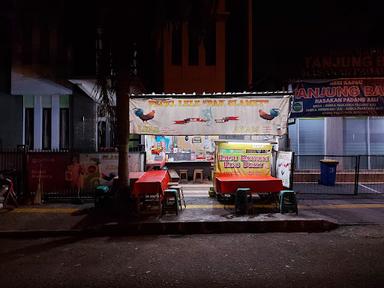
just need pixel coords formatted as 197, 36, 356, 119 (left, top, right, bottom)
0, 226, 383, 288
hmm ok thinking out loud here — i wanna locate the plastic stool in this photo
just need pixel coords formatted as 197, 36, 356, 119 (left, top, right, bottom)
162, 189, 179, 215
279, 190, 298, 214
169, 184, 186, 209
193, 169, 204, 183
235, 188, 252, 215
179, 169, 188, 183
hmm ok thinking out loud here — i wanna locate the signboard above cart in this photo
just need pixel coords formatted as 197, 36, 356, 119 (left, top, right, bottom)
129, 93, 291, 136
291, 78, 384, 118
214, 142, 273, 176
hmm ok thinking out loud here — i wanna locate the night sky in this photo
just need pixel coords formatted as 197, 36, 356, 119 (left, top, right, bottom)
2, 0, 384, 91
252, 0, 384, 88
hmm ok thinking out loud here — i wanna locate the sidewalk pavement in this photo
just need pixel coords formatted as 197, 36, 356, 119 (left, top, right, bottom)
0, 186, 383, 237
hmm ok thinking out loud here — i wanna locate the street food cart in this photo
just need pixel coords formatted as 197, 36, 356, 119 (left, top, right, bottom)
212, 140, 295, 213
213, 141, 292, 195
129, 92, 293, 214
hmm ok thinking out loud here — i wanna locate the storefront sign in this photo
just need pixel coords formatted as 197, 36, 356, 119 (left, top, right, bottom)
303, 49, 384, 78
275, 151, 293, 189
291, 78, 384, 117
215, 142, 272, 176
130, 96, 290, 136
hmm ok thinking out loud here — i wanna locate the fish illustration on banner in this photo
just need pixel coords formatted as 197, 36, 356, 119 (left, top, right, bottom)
214, 116, 239, 123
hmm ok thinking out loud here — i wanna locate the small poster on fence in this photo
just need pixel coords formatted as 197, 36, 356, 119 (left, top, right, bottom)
276, 151, 293, 189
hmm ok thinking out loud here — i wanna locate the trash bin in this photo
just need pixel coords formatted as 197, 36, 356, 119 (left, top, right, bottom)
319, 159, 339, 186
95, 185, 112, 208
235, 188, 251, 215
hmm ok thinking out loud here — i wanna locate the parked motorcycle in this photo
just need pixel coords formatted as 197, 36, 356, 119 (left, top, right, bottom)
0, 169, 18, 208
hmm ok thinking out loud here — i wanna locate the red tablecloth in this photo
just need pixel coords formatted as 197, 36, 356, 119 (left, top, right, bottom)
215, 174, 283, 194
132, 170, 170, 198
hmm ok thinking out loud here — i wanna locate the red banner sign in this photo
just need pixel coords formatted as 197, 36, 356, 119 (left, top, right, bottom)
28, 153, 71, 194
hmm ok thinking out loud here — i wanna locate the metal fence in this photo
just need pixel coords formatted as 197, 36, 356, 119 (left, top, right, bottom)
0, 147, 145, 203
43, 188, 96, 202
293, 155, 384, 195
1, 149, 383, 201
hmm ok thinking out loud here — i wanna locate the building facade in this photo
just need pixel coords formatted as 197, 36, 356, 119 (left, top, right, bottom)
6, 1, 381, 157
287, 50, 384, 159
1, 0, 257, 151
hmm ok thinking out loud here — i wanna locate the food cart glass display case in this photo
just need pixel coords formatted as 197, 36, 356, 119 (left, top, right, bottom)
145, 135, 218, 179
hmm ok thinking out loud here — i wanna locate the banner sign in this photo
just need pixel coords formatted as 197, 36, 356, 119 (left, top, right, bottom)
292, 78, 384, 117
78, 153, 119, 191
303, 49, 384, 78
214, 142, 272, 176
28, 153, 71, 194
130, 96, 290, 136
28, 152, 143, 194
275, 151, 293, 189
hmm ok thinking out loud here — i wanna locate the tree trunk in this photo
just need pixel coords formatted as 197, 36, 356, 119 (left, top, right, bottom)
116, 68, 130, 194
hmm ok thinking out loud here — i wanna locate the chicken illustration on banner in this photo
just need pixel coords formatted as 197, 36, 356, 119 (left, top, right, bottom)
259, 108, 280, 120
134, 108, 155, 122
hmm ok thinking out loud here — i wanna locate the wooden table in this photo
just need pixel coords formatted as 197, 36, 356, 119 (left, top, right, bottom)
132, 170, 170, 215
215, 174, 283, 194
132, 170, 170, 199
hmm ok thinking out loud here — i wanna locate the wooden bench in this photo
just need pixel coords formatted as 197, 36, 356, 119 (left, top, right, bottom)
168, 169, 180, 183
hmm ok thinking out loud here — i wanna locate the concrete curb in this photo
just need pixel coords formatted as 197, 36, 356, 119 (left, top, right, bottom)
0, 219, 339, 238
